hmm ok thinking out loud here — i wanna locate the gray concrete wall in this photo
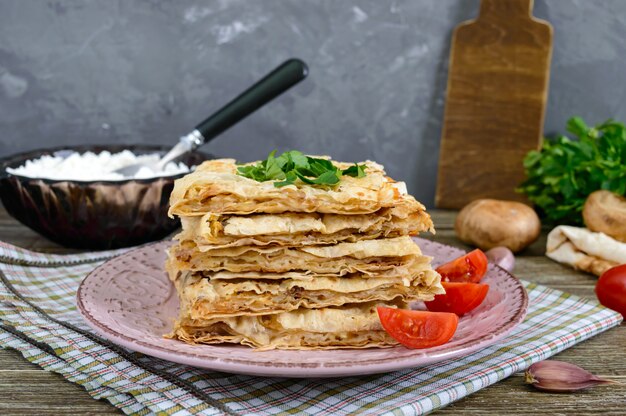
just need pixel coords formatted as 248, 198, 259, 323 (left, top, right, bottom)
1, 0, 625, 206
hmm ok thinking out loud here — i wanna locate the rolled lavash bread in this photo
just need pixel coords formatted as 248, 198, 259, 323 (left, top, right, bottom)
546, 225, 626, 276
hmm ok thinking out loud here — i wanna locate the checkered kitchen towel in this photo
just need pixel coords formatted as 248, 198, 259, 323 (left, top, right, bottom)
0, 242, 622, 416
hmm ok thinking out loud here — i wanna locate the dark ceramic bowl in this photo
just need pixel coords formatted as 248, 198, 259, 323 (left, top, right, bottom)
0, 145, 210, 250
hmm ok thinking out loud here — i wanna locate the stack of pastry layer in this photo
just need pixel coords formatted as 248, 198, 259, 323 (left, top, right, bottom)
166, 158, 443, 350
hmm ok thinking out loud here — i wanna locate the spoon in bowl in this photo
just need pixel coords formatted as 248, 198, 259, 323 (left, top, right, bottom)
113, 58, 309, 177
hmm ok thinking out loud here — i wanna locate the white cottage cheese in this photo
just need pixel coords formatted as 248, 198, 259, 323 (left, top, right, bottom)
6, 150, 191, 181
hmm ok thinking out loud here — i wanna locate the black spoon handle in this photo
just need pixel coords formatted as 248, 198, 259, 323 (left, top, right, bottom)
192, 58, 308, 145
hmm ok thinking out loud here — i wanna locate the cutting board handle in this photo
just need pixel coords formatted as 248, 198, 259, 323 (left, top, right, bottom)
435, 0, 552, 208
478, 0, 533, 20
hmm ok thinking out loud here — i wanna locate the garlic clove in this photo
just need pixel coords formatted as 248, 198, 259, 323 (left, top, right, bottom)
525, 360, 618, 393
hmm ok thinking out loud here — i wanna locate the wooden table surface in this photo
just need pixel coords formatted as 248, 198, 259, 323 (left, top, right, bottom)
0, 206, 624, 415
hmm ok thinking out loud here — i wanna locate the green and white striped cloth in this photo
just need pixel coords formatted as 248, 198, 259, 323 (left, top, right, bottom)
0, 241, 622, 416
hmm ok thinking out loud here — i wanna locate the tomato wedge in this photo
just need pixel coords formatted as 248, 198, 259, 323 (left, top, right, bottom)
436, 249, 488, 283
425, 282, 489, 316
376, 307, 458, 349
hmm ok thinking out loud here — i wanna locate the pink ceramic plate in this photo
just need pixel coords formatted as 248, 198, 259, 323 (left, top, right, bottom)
77, 238, 528, 377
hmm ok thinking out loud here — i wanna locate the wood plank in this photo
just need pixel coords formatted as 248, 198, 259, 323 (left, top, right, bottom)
0, 351, 121, 415
0, 349, 52, 371
440, 372, 626, 415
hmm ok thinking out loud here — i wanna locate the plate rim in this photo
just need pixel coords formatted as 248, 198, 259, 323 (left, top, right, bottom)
76, 238, 529, 377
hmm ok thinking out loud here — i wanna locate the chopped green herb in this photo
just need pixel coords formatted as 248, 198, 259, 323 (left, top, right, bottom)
237, 150, 367, 188
342, 163, 367, 178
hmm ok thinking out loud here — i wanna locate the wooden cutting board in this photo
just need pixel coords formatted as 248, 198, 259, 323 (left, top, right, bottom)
435, 0, 552, 209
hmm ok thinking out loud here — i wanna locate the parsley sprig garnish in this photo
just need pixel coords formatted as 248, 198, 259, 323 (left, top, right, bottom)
237, 150, 366, 187
518, 117, 626, 225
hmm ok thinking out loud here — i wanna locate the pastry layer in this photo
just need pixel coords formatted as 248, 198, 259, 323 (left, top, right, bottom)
169, 159, 429, 217
169, 302, 401, 350
176, 206, 433, 250
168, 236, 431, 275
171, 267, 442, 319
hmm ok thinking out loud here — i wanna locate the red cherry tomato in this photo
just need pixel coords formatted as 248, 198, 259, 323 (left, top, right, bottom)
595, 264, 626, 317
436, 249, 488, 283
424, 282, 490, 316
376, 307, 458, 349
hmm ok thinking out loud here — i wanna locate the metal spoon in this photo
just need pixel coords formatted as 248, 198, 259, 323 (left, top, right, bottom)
113, 58, 309, 177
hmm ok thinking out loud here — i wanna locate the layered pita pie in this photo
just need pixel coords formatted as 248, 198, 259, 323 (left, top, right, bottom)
166, 153, 442, 350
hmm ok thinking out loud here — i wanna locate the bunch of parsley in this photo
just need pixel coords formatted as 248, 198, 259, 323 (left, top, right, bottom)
237, 150, 366, 187
518, 117, 626, 225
